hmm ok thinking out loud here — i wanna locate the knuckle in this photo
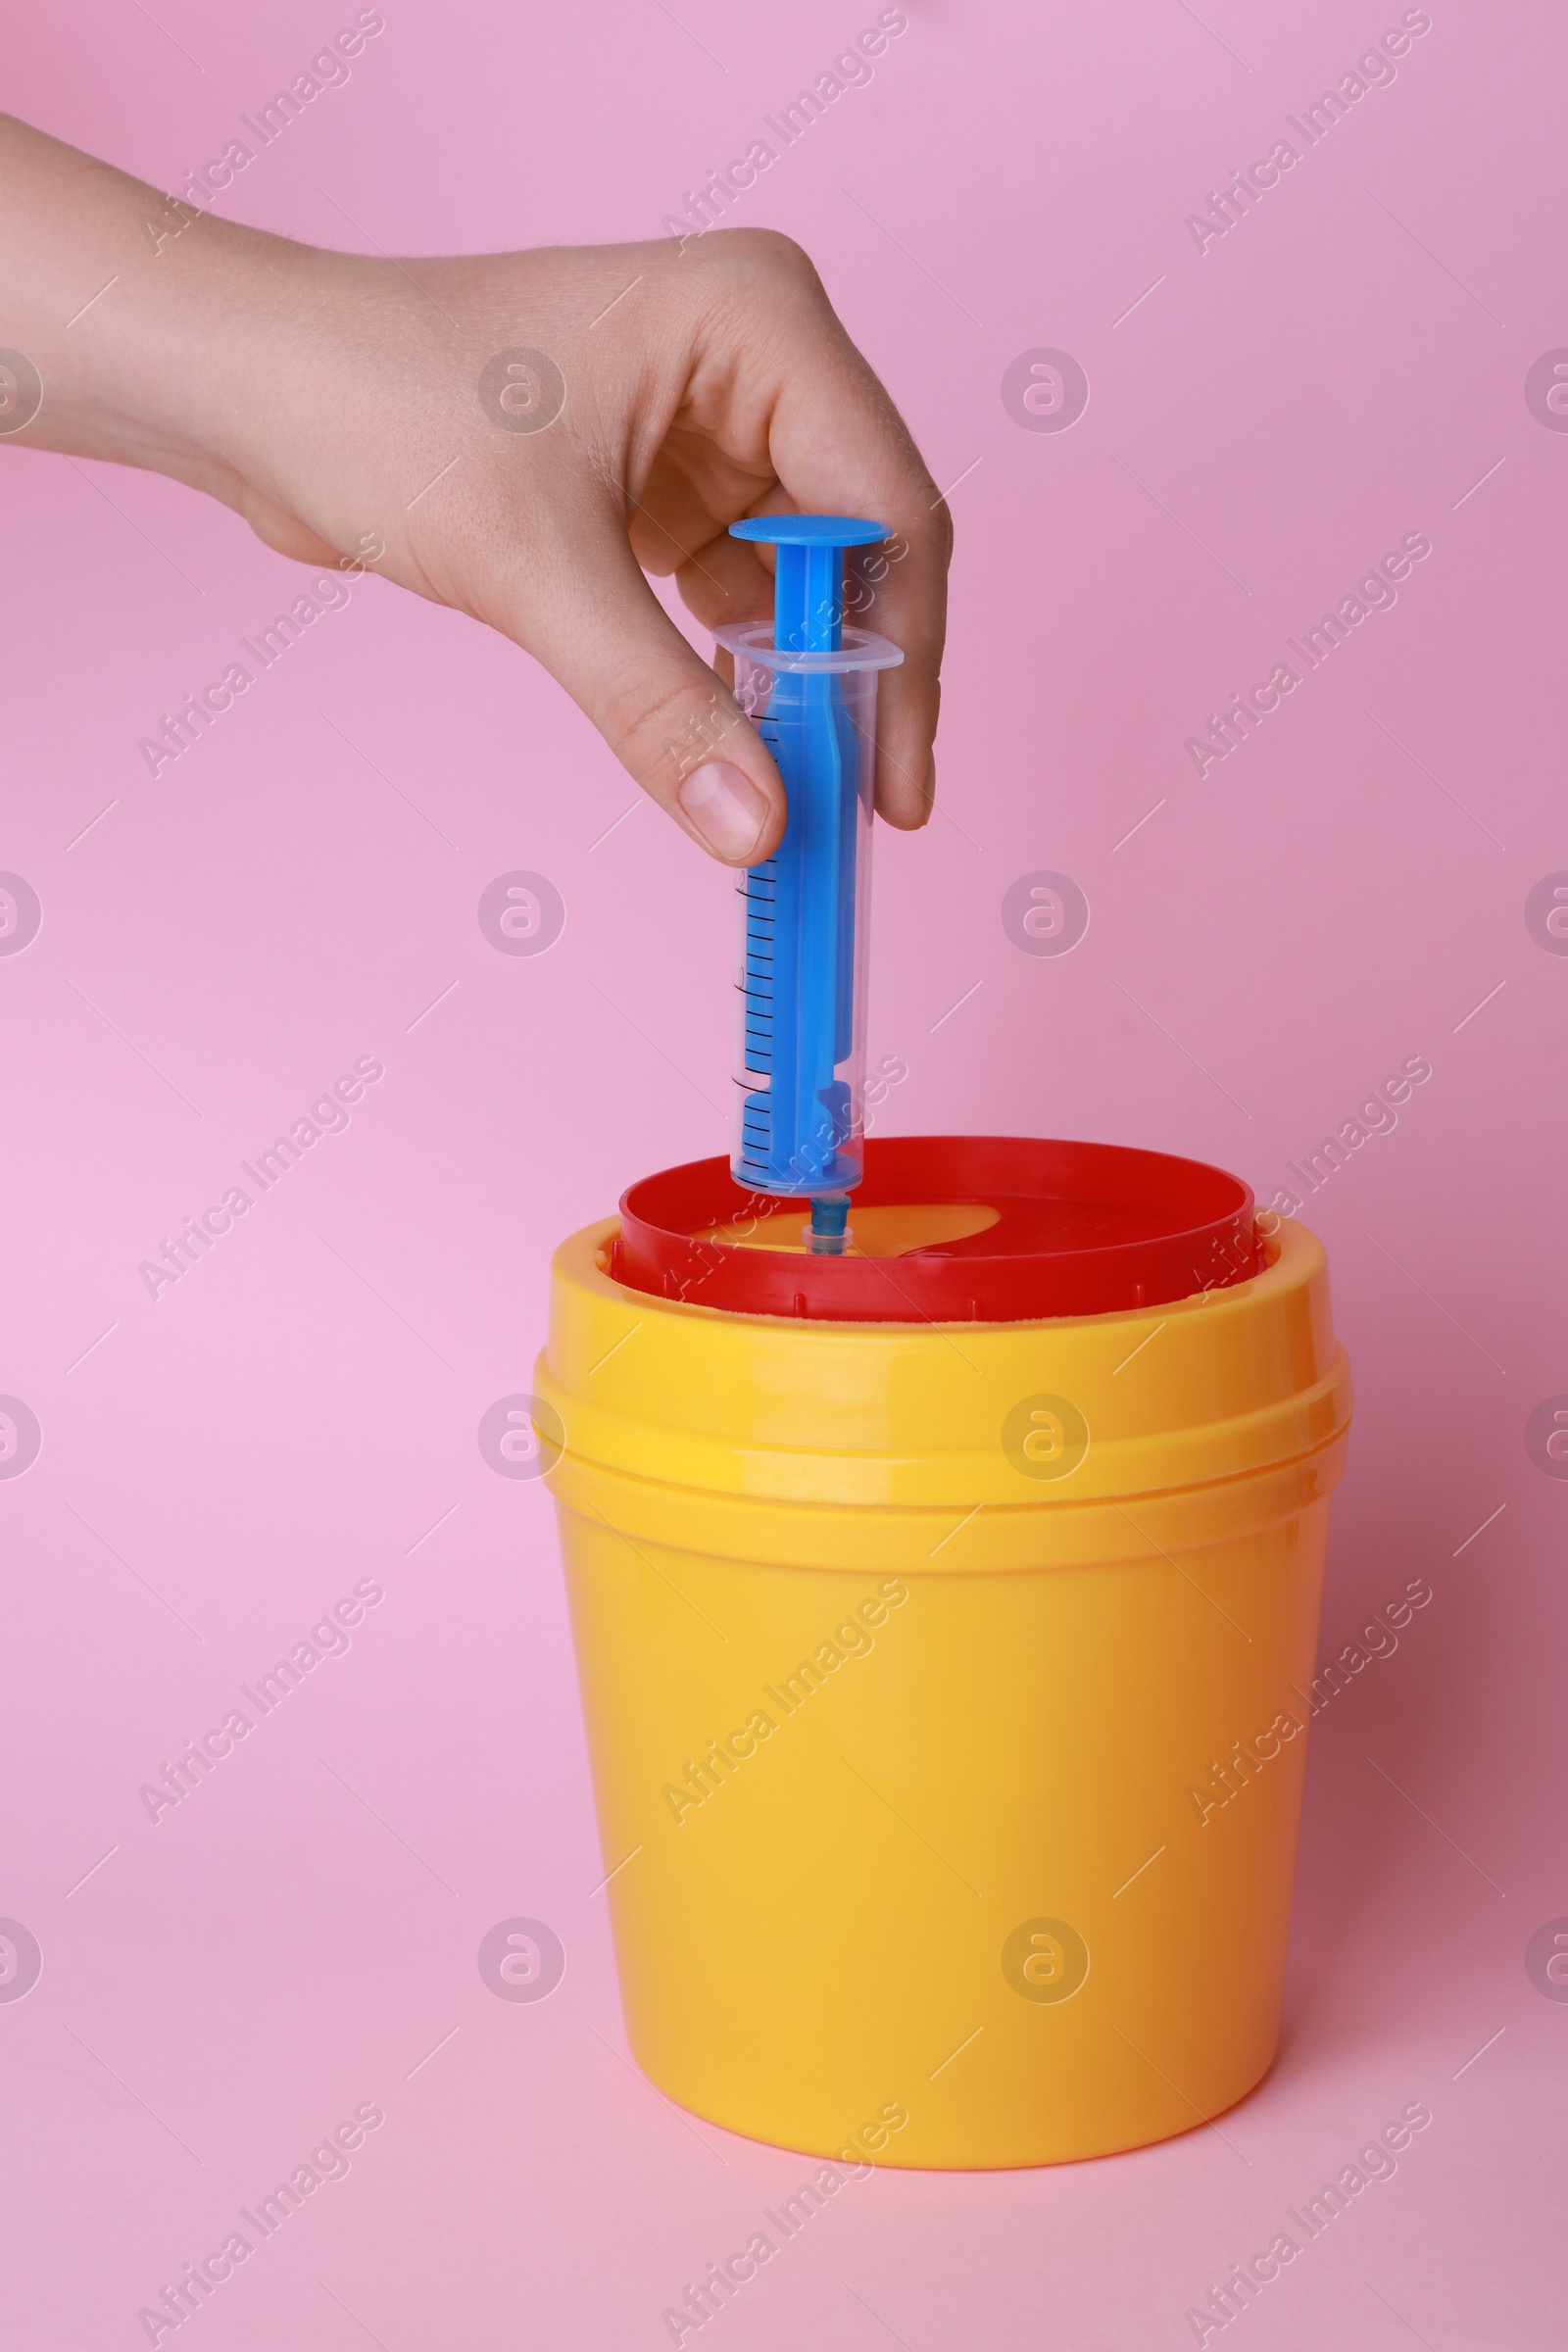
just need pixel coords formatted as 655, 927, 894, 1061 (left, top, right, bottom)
905, 492, 954, 565
705, 224, 822, 289
602, 669, 735, 782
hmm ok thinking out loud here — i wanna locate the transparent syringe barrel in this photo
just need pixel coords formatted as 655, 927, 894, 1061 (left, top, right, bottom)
714, 622, 904, 1200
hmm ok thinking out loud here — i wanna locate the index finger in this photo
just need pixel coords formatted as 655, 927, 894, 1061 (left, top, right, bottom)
714, 243, 951, 829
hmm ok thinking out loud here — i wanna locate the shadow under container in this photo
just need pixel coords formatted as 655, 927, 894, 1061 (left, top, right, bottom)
535, 1138, 1352, 2170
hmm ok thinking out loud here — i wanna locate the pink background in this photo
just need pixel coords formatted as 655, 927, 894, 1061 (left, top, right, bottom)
3, 2, 1565, 2344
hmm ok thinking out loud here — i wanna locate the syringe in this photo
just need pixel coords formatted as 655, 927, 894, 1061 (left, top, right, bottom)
715, 516, 904, 1254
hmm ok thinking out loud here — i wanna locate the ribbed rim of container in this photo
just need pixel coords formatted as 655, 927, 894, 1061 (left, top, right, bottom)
615, 1136, 1261, 1324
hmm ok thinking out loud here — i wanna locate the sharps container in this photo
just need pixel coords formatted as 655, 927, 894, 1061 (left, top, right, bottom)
535, 1136, 1352, 2168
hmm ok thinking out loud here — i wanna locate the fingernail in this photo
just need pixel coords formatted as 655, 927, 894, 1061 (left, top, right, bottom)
677, 760, 769, 859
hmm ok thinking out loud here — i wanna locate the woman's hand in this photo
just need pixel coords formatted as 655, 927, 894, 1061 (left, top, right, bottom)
1, 115, 950, 861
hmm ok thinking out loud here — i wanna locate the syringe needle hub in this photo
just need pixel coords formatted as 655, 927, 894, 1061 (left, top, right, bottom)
806, 1193, 852, 1254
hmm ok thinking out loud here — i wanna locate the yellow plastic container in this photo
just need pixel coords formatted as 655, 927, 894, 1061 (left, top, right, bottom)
536, 1206, 1351, 2169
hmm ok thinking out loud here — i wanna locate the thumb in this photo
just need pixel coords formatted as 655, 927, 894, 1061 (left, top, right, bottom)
509, 504, 784, 865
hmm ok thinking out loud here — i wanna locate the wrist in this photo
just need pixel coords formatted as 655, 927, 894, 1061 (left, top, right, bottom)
0, 114, 368, 520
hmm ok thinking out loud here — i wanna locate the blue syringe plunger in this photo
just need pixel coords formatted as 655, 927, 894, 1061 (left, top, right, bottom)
729, 514, 891, 654
718, 515, 903, 1207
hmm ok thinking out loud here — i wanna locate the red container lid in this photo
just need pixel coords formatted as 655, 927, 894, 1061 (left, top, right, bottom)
613, 1136, 1261, 1324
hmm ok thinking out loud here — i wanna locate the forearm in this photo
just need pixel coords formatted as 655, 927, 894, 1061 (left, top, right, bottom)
0, 114, 357, 513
